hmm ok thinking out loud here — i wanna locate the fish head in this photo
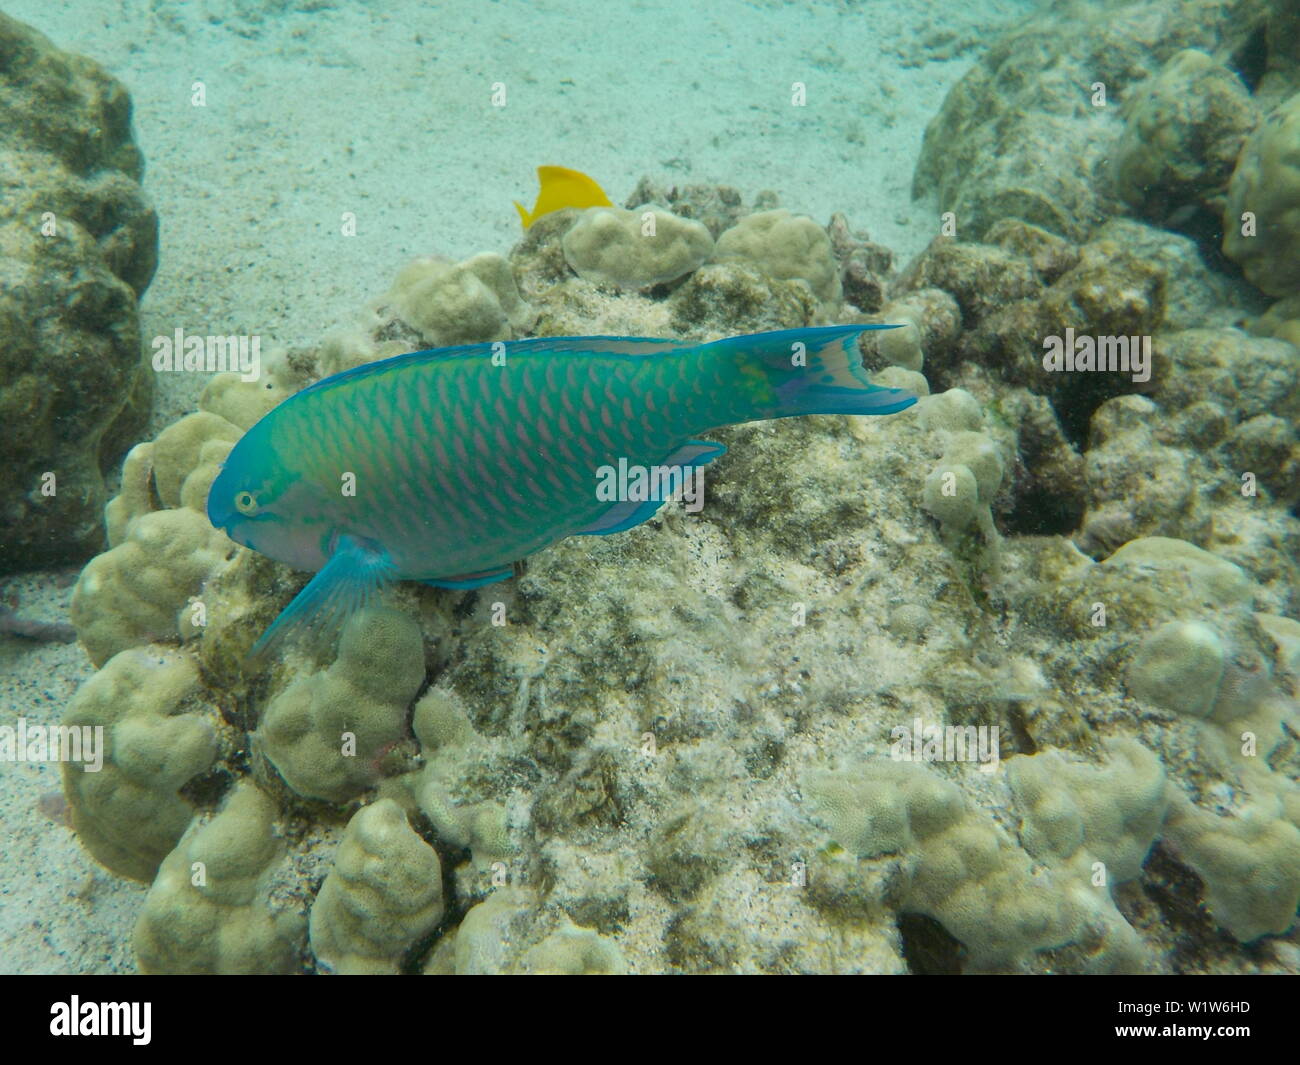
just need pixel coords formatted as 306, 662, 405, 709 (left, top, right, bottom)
207, 431, 332, 571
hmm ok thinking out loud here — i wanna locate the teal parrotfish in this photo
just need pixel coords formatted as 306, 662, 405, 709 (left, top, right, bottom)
207, 325, 915, 665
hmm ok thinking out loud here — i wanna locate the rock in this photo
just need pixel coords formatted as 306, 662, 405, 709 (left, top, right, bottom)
1113, 49, 1257, 221
1223, 91, 1300, 296
0, 12, 158, 571
912, 0, 1267, 243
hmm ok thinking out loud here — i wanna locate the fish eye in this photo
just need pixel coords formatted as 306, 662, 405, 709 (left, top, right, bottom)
234, 490, 260, 516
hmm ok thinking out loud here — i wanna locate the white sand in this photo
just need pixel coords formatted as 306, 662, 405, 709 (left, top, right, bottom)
0, 0, 1031, 973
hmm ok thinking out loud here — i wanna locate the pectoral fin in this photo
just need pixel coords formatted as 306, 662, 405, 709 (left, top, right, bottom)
247, 534, 395, 669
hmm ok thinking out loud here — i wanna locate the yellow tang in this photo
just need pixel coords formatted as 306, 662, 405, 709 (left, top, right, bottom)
514, 165, 612, 229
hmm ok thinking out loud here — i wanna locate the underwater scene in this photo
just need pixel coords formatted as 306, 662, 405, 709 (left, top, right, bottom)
0, 0, 1298, 981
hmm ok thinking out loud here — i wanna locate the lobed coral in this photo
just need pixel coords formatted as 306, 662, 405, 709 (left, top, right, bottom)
309, 799, 445, 974
254, 608, 425, 804
1114, 49, 1257, 221
134, 782, 304, 974
62, 646, 227, 882
562, 206, 713, 289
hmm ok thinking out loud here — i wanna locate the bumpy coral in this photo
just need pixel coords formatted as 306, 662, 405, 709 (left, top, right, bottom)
309, 800, 444, 974
0, 12, 158, 571
561, 206, 713, 289
436, 889, 626, 975
72, 470, 235, 667
315, 253, 534, 378
412, 689, 515, 883
390, 253, 534, 345
668, 263, 818, 335
1164, 795, 1300, 942
861, 288, 960, 374
1121, 593, 1300, 941
1251, 294, 1300, 346
254, 608, 425, 803
912, 0, 1267, 243
922, 428, 1004, 538
135, 783, 305, 974
1128, 620, 1232, 718
197, 361, 297, 431
1079, 396, 1208, 554
1114, 49, 1257, 221
712, 209, 842, 303
1009, 739, 1168, 885
70, 372, 295, 667
805, 758, 1148, 972
623, 176, 779, 238
519, 920, 628, 974
62, 646, 226, 881
447, 889, 532, 974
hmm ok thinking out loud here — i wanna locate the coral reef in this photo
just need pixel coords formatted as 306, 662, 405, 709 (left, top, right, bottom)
912, 0, 1290, 249
60, 189, 1300, 970
0, 12, 158, 572
56, 2, 1300, 972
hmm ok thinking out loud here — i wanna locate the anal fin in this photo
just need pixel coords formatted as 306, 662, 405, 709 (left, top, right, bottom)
577, 440, 724, 536
422, 566, 515, 590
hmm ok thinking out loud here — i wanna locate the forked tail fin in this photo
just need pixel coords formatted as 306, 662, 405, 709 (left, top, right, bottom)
701, 325, 916, 422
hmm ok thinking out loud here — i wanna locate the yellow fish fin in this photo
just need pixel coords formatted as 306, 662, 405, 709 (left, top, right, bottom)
513, 201, 533, 229
518, 165, 613, 228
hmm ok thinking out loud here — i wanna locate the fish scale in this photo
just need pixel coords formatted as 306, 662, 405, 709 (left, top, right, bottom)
207, 325, 915, 664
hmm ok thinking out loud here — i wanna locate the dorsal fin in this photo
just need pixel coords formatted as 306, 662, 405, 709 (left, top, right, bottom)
292, 335, 698, 402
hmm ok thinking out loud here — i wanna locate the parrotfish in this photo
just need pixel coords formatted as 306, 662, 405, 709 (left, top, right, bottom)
207, 325, 915, 664
514, 165, 612, 228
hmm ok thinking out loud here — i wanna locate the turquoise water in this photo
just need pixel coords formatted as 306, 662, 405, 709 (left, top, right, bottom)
0, 0, 1297, 977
